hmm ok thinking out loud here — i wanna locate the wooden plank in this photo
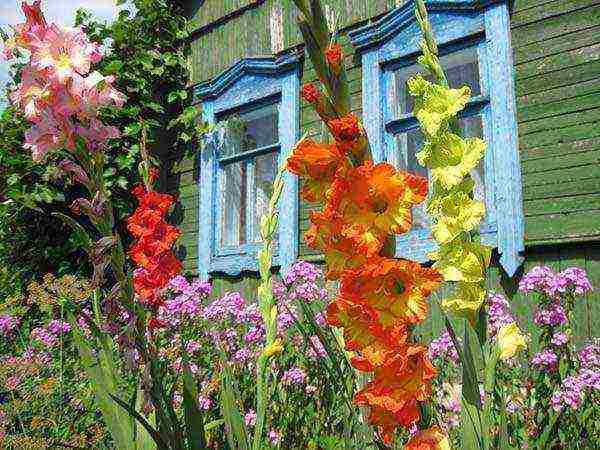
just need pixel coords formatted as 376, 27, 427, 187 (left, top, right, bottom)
584, 243, 600, 340
523, 177, 600, 201
518, 87, 600, 123
514, 24, 600, 65
515, 42, 600, 80
521, 135, 600, 161
518, 120, 600, 150
511, 6, 600, 47
511, 0, 600, 28
521, 149, 600, 175
515, 59, 600, 97
524, 193, 600, 216
519, 107, 600, 136
524, 210, 600, 244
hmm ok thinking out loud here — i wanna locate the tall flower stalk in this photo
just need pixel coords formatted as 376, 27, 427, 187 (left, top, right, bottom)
289, 1, 445, 446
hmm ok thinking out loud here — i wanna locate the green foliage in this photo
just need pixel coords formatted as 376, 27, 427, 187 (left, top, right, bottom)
75, 0, 203, 209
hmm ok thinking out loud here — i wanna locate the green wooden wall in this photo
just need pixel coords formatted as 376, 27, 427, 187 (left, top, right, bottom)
169, 0, 600, 336
511, 0, 600, 245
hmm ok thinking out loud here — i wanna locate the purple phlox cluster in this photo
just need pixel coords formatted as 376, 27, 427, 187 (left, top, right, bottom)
577, 340, 600, 368
560, 267, 593, 295
169, 275, 212, 298
551, 331, 569, 347
551, 342, 600, 412
436, 382, 461, 430
244, 325, 265, 344
47, 319, 71, 334
281, 367, 307, 385
283, 261, 322, 285
0, 314, 20, 338
533, 302, 567, 327
186, 340, 202, 354
506, 398, 521, 414
277, 306, 298, 334
30, 327, 59, 348
314, 312, 327, 327
232, 348, 252, 364
197, 395, 213, 411
487, 293, 516, 337
307, 335, 327, 359
268, 430, 281, 446
519, 265, 593, 297
531, 349, 559, 371
428, 331, 459, 363
202, 292, 247, 322
244, 409, 257, 427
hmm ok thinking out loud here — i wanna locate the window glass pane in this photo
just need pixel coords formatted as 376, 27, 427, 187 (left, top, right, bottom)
395, 114, 485, 230
219, 103, 279, 158
220, 161, 247, 247
393, 47, 481, 117
253, 151, 279, 242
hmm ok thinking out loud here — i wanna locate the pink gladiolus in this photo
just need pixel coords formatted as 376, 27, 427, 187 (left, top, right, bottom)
3, 1, 47, 59
29, 24, 99, 83
24, 112, 75, 161
8, 67, 52, 121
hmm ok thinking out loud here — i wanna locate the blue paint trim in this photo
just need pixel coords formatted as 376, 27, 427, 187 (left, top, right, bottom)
485, 3, 525, 276
197, 54, 301, 279
349, 0, 504, 52
356, 0, 524, 276
193, 51, 303, 101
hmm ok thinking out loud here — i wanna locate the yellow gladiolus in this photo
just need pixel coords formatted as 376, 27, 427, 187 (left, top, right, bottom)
496, 322, 527, 360
263, 338, 284, 358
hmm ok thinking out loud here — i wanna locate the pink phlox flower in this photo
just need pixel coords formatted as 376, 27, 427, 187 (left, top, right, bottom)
244, 325, 265, 344
281, 367, 306, 385
268, 430, 281, 446
578, 340, 600, 368
197, 395, 212, 411
47, 319, 71, 334
0, 314, 20, 337
551, 331, 569, 347
307, 335, 327, 359
4, 376, 21, 392
305, 384, 318, 394
244, 409, 256, 427
30, 327, 58, 348
531, 349, 558, 371
487, 293, 516, 337
533, 302, 568, 327
559, 267, 593, 295
518, 265, 556, 295
428, 331, 459, 363
232, 348, 252, 364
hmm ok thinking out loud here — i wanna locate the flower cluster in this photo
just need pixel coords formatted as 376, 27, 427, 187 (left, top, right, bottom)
408, 73, 491, 322
428, 331, 459, 363
287, 44, 442, 444
551, 340, 600, 412
128, 182, 182, 308
518, 265, 593, 297
0, 314, 20, 338
4, 1, 125, 162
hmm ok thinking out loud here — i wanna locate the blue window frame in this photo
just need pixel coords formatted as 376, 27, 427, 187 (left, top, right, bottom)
349, 0, 524, 276
194, 54, 301, 279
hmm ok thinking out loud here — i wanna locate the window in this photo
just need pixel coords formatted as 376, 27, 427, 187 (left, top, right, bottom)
195, 54, 301, 278
350, 0, 524, 276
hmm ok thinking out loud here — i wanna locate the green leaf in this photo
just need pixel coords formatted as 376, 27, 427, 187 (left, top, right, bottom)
182, 351, 207, 450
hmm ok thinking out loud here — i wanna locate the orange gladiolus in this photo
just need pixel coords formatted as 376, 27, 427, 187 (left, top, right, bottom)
287, 138, 347, 202
355, 346, 437, 443
325, 43, 343, 73
404, 427, 450, 450
325, 162, 428, 253
301, 83, 322, 104
328, 113, 361, 143
339, 258, 442, 326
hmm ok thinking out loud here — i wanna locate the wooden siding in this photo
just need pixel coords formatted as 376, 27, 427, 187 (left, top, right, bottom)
174, 0, 600, 277
511, 0, 600, 244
